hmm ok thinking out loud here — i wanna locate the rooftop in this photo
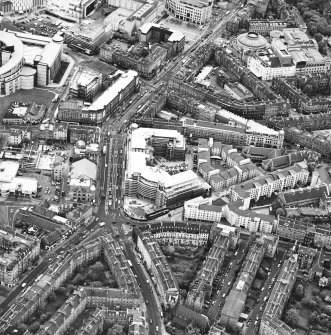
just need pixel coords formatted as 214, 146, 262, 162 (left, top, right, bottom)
89, 70, 138, 112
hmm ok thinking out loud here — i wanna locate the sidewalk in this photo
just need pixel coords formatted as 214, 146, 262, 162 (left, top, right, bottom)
132, 247, 171, 335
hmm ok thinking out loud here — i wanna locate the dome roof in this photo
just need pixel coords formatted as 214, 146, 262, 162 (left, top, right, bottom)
237, 32, 267, 50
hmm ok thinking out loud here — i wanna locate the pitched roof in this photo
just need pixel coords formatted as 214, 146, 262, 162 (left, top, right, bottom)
71, 158, 97, 181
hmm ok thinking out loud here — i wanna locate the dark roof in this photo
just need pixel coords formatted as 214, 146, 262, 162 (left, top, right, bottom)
174, 305, 208, 330
281, 185, 329, 205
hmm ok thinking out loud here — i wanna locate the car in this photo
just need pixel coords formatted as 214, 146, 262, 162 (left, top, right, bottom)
150, 319, 153, 324
156, 326, 159, 332
146, 300, 149, 304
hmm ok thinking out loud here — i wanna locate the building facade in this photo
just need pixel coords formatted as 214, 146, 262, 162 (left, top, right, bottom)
165, 0, 213, 25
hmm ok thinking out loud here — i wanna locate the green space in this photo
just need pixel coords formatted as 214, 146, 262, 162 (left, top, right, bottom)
284, 278, 331, 334
162, 244, 208, 294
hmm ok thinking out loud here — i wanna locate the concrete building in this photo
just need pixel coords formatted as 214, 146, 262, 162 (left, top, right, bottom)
119, 0, 165, 37
186, 234, 230, 312
230, 162, 310, 210
247, 49, 296, 81
260, 254, 298, 335
69, 65, 102, 102
0, 160, 38, 198
135, 229, 179, 308
271, 33, 331, 76
0, 227, 40, 287
138, 23, 185, 56
165, 0, 213, 25
125, 127, 210, 209
100, 42, 167, 79
0, 31, 24, 96
87, 70, 139, 124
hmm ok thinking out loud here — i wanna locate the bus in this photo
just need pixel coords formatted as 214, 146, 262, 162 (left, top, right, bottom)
145, 208, 170, 220
128, 260, 132, 267
52, 94, 59, 102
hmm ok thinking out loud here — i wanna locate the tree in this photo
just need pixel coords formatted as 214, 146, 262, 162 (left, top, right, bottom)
186, 328, 202, 335
72, 273, 84, 285
319, 277, 328, 287
308, 310, 318, 325
55, 286, 66, 296
314, 32, 323, 43
294, 284, 304, 300
318, 40, 328, 55
17, 323, 28, 332
285, 308, 300, 327
108, 324, 124, 335
48, 292, 57, 302
29, 321, 41, 333
257, 268, 266, 280
275, 207, 286, 217
302, 83, 314, 96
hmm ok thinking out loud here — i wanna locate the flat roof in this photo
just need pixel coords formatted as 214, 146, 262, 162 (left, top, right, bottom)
39, 41, 62, 67
0, 31, 24, 76
139, 23, 185, 42
0, 160, 19, 183
89, 70, 138, 112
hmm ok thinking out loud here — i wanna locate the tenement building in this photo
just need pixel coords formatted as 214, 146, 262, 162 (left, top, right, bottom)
135, 229, 179, 308
260, 254, 298, 335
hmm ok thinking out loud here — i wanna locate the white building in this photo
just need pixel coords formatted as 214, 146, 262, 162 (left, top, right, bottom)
247, 50, 296, 81
165, 0, 213, 25
184, 196, 276, 233
230, 162, 310, 210
125, 127, 210, 208
0, 31, 24, 96
0, 160, 38, 197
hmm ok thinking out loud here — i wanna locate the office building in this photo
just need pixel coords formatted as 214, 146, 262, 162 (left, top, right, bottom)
87, 70, 139, 124
138, 23, 185, 56
69, 65, 102, 101
165, 0, 213, 25
0, 160, 38, 198
125, 127, 210, 209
